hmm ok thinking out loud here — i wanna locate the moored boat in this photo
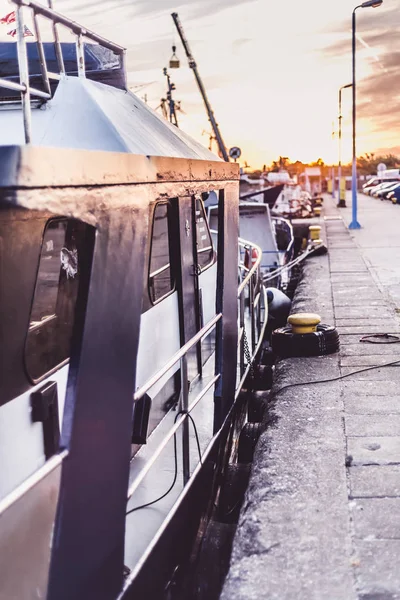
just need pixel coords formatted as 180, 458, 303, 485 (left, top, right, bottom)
0, 2, 272, 598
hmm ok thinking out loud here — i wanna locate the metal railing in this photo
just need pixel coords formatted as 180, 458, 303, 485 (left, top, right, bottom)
128, 313, 222, 498
0, 0, 126, 143
127, 236, 266, 504
237, 237, 267, 392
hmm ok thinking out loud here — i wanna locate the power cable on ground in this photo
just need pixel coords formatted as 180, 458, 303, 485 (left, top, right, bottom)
360, 333, 400, 344
274, 358, 400, 395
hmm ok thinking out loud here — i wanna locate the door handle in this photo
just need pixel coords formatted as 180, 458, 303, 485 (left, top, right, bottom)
191, 264, 201, 276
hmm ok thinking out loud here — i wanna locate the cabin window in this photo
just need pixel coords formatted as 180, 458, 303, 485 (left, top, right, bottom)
195, 197, 214, 271
25, 218, 93, 382
149, 202, 174, 304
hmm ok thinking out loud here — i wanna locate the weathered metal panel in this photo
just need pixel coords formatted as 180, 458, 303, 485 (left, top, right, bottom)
47, 188, 150, 600
0, 367, 68, 501
0, 145, 238, 189
0, 453, 64, 600
214, 183, 239, 430
0, 203, 49, 406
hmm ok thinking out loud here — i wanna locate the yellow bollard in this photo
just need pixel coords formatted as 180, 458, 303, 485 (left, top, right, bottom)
338, 177, 346, 207
288, 313, 321, 334
314, 207, 322, 217
309, 225, 323, 245
309, 225, 321, 241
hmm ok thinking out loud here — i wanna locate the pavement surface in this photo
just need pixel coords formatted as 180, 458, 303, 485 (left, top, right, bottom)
222, 191, 400, 600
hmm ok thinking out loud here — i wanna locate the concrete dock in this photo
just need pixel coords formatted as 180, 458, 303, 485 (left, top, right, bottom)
222, 192, 400, 600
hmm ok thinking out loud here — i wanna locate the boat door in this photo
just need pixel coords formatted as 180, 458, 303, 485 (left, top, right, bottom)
172, 195, 215, 385
173, 195, 201, 384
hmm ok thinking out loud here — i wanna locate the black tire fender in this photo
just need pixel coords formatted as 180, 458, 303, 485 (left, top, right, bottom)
271, 323, 339, 357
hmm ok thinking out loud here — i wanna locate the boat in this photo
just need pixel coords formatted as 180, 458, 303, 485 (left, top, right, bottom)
0, 2, 274, 598
271, 184, 314, 218
207, 201, 294, 291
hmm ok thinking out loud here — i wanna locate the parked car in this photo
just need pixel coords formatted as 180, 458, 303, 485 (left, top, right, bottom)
363, 179, 399, 195
366, 182, 390, 196
362, 177, 380, 191
362, 181, 385, 195
388, 187, 400, 204
375, 182, 400, 199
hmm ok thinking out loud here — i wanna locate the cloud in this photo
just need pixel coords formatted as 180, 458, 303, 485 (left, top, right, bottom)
358, 59, 400, 132
323, 27, 399, 59
59, 0, 255, 21
320, 3, 400, 35
321, 3, 400, 58
320, 4, 400, 139
232, 38, 251, 52
374, 145, 400, 157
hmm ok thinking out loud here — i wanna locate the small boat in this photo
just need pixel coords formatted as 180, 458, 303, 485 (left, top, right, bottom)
0, 2, 273, 598
272, 184, 314, 219
207, 201, 294, 290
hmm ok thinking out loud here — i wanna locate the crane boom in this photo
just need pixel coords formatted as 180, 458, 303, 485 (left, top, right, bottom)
171, 12, 230, 162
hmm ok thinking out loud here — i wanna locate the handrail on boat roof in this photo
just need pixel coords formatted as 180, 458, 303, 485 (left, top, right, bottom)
0, 0, 126, 144
13, 0, 125, 54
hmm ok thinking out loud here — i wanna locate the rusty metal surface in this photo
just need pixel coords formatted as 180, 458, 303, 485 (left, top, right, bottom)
0, 145, 239, 190
0, 453, 64, 600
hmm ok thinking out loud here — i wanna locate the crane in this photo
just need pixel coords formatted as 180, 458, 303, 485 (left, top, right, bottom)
171, 12, 230, 162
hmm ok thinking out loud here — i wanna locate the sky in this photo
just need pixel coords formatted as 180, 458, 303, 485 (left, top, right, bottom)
0, 0, 399, 167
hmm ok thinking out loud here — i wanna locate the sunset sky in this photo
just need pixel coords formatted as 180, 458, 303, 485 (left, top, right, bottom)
0, 0, 399, 167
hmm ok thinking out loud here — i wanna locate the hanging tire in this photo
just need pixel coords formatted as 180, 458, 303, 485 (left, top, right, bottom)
248, 390, 270, 423
252, 364, 273, 391
218, 463, 251, 524
238, 422, 262, 464
188, 520, 236, 600
260, 346, 275, 366
271, 323, 339, 357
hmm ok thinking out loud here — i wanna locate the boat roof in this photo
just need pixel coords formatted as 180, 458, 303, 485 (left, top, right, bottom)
0, 76, 220, 160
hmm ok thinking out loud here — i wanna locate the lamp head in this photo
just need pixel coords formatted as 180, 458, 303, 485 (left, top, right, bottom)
361, 0, 383, 7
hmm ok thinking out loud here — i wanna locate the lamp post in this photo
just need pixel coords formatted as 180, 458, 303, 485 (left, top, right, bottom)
338, 83, 352, 208
349, 0, 383, 229
331, 122, 336, 199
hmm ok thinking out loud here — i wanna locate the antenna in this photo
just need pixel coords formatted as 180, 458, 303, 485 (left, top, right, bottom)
160, 66, 180, 127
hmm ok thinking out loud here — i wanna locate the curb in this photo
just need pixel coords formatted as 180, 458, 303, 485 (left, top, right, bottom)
221, 231, 357, 600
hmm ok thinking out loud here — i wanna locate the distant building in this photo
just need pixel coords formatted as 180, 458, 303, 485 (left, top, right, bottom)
266, 171, 291, 184
300, 167, 322, 194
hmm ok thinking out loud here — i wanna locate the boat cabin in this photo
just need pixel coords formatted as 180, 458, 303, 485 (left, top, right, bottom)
0, 3, 269, 598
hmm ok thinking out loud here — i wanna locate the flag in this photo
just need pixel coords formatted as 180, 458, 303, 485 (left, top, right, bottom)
7, 25, 34, 38
0, 11, 16, 25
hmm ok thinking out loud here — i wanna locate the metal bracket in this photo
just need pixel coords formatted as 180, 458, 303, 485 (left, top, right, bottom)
31, 381, 60, 460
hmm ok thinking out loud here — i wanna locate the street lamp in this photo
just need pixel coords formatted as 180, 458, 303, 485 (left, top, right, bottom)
349, 0, 383, 229
338, 83, 352, 208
